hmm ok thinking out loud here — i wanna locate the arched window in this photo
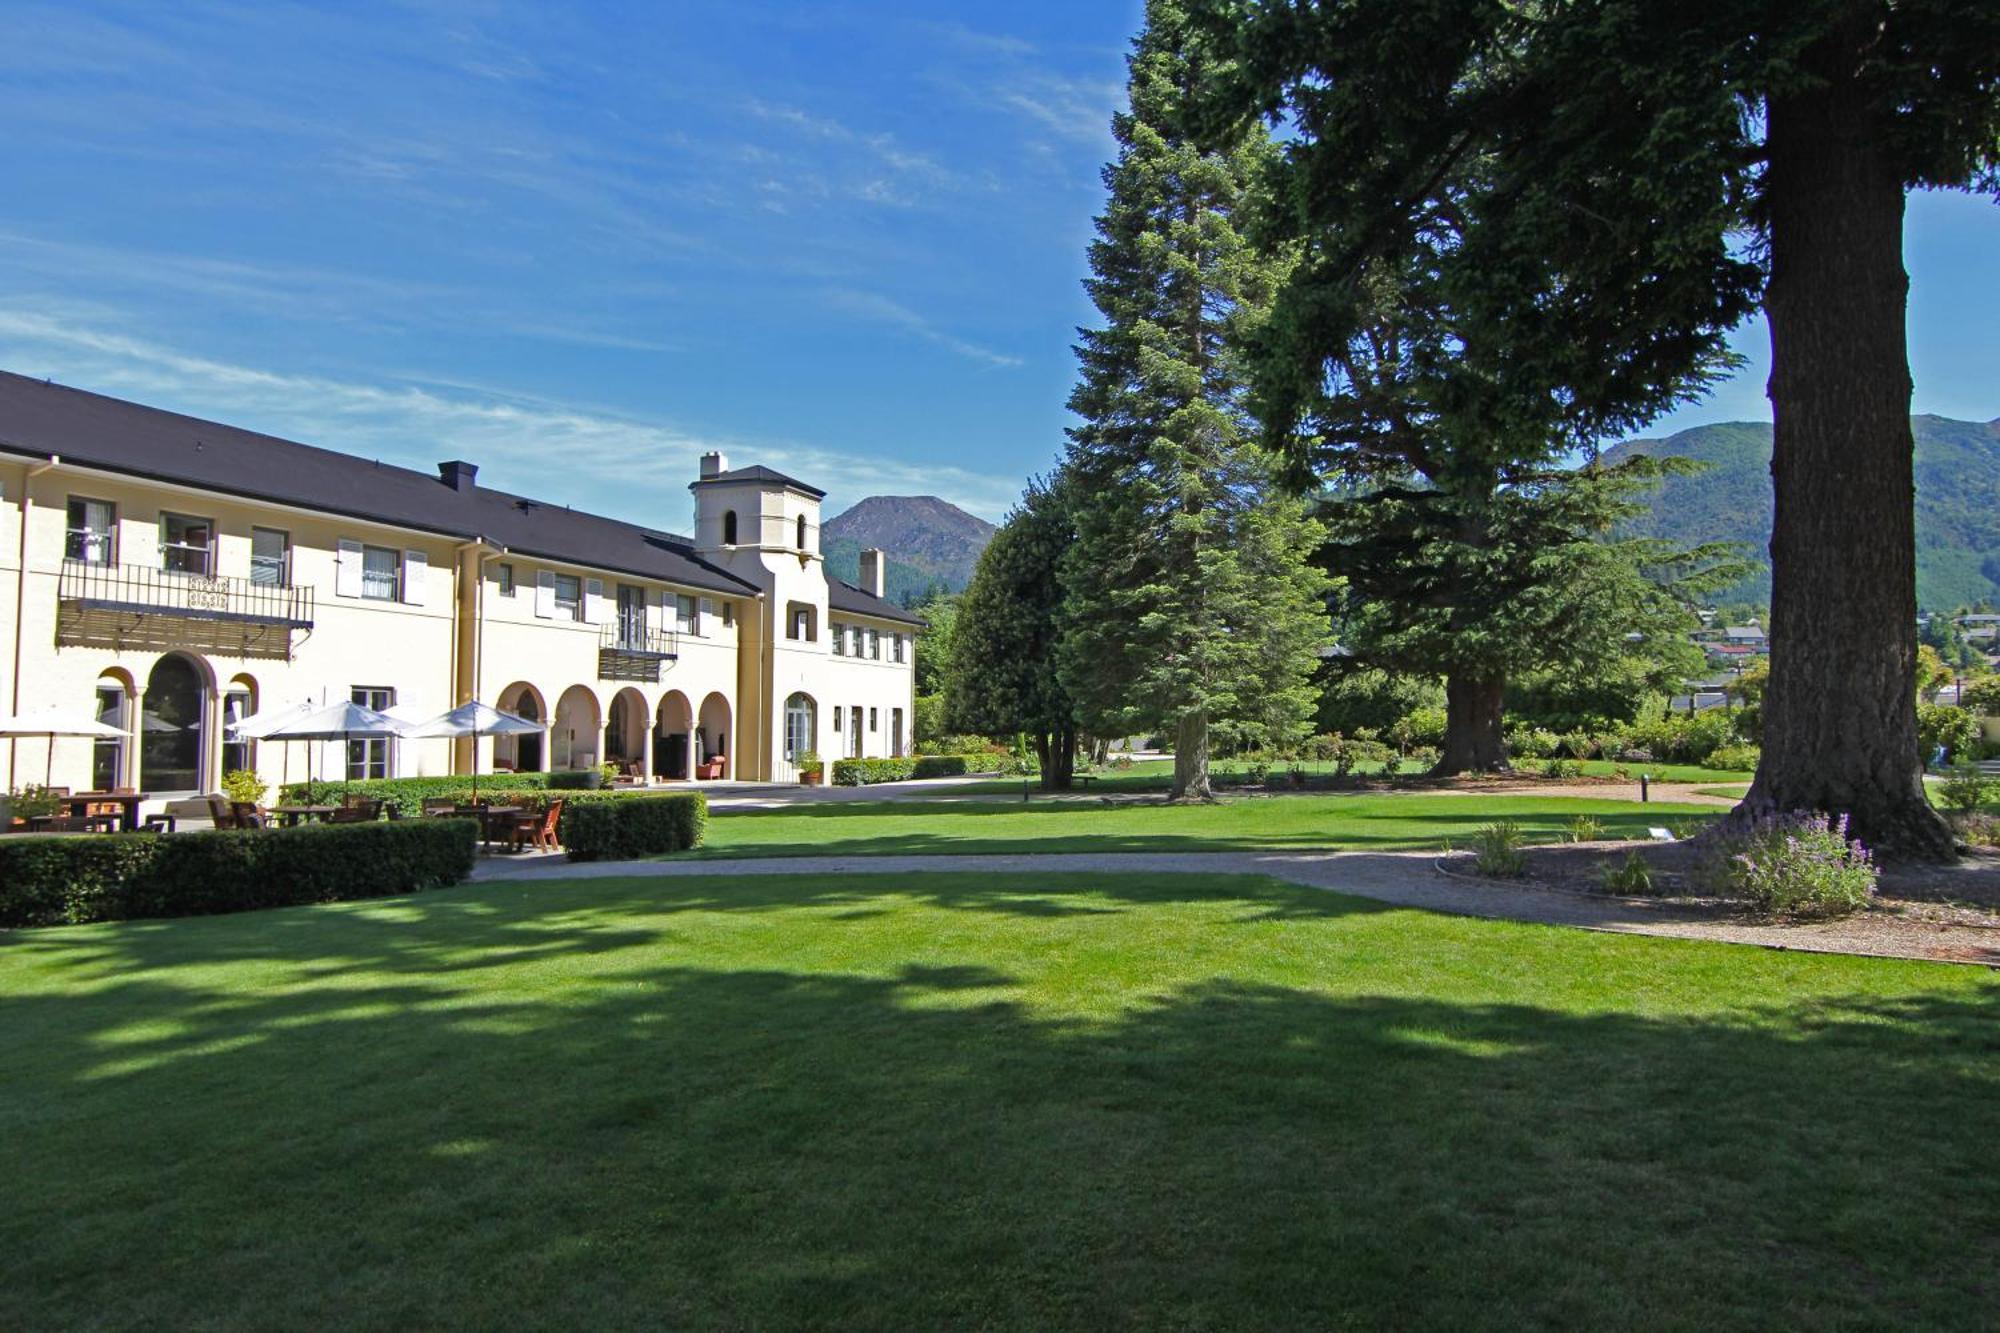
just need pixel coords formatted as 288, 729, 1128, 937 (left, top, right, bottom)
784, 693, 816, 762
722, 510, 738, 545
796, 514, 808, 551
142, 654, 206, 792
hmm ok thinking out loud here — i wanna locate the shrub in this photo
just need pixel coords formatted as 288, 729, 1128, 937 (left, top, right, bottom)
1542, 757, 1584, 779
282, 773, 554, 815
912, 693, 948, 744
1917, 703, 1980, 764
1938, 762, 1994, 816
1598, 850, 1655, 895
1567, 814, 1605, 843
1379, 752, 1403, 778
1959, 674, 2000, 716
1954, 811, 2000, 849
562, 793, 708, 861
1242, 760, 1272, 785
1622, 710, 1736, 764
221, 768, 268, 806
1505, 726, 1560, 760
6, 784, 65, 822
1702, 744, 1761, 773
551, 768, 606, 790
1705, 812, 1877, 919
1470, 821, 1526, 877
1393, 706, 1447, 751
0, 820, 477, 929
1406, 745, 1441, 771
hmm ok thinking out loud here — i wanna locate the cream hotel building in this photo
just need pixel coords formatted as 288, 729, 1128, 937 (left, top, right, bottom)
0, 371, 921, 807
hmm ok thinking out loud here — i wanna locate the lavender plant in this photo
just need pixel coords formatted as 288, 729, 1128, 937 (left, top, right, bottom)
1709, 813, 1878, 919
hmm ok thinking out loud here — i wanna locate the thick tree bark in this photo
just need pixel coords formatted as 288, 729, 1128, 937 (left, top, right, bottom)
1735, 31, 1955, 860
1434, 674, 1508, 775
1170, 710, 1213, 801
1037, 725, 1077, 790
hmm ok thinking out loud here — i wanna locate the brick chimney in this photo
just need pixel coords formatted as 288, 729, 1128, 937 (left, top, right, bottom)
859, 548, 885, 598
437, 460, 479, 491
699, 451, 728, 478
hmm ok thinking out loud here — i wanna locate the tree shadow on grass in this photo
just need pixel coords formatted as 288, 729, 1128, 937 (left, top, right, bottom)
1, 878, 1995, 1328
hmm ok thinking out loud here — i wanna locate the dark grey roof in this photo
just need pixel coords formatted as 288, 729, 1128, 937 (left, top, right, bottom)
691, 464, 826, 499
0, 370, 758, 597
827, 578, 925, 626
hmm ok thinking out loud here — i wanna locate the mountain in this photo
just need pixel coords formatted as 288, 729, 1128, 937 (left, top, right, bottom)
1605, 415, 2000, 610
822, 495, 998, 603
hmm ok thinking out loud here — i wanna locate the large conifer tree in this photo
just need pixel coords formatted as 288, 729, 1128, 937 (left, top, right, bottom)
1193, 0, 2000, 856
1058, 0, 1329, 801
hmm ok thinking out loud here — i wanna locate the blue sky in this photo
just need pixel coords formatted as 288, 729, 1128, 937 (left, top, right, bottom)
0, 2, 1993, 526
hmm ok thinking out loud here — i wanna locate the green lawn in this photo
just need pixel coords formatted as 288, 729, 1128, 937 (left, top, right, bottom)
950, 756, 1754, 795
696, 792, 1718, 859
3, 871, 1994, 1327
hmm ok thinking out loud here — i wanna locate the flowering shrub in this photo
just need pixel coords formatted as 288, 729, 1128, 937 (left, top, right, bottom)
1708, 813, 1878, 919
1505, 726, 1560, 759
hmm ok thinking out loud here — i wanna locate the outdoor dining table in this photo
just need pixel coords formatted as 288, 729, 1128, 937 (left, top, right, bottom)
270, 804, 339, 827
60, 791, 149, 832
462, 805, 523, 847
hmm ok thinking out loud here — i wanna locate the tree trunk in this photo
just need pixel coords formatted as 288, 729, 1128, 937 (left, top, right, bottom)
1434, 674, 1508, 775
1736, 31, 1955, 860
1039, 725, 1077, 790
1169, 710, 1213, 801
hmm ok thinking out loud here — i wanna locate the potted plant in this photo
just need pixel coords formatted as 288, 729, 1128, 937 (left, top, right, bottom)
221, 768, 268, 809
798, 751, 824, 786
6, 784, 64, 829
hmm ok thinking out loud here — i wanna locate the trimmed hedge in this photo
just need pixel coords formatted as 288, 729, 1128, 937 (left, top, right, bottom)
0, 819, 477, 929
563, 793, 707, 861
831, 754, 988, 786
281, 774, 552, 814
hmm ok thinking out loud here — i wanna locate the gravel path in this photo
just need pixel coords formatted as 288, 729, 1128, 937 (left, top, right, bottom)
474, 848, 2000, 967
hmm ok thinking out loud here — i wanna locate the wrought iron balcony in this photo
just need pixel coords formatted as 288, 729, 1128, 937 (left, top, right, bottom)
56, 559, 315, 661
597, 624, 679, 682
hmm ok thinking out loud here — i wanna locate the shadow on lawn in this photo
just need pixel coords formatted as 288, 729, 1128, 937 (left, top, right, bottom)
2, 876, 1996, 1328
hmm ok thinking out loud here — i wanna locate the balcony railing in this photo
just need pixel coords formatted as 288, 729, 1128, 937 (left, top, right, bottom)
597, 624, 679, 682
56, 559, 315, 661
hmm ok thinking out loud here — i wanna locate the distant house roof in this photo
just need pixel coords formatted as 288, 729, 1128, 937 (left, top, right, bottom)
827, 578, 924, 626
1723, 625, 1765, 640
1706, 643, 1760, 656
690, 464, 826, 499
1959, 614, 2000, 624
0, 371, 758, 597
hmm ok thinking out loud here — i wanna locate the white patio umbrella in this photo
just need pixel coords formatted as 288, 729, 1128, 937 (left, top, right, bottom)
0, 708, 128, 787
230, 700, 410, 795
405, 701, 543, 803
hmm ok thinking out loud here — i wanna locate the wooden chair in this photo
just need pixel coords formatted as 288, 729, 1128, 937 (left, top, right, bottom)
206, 795, 238, 830
327, 805, 373, 824
421, 798, 458, 817
512, 799, 564, 852
231, 801, 267, 829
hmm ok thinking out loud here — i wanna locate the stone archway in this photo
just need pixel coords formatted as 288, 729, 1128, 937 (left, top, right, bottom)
698, 691, 733, 780
605, 687, 649, 779
655, 691, 694, 780
552, 685, 601, 772
496, 682, 547, 773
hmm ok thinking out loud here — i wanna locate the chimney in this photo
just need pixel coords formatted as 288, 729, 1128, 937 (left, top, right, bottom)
859, 548, 885, 598
699, 451, 728, 479
437, 460, 479, 491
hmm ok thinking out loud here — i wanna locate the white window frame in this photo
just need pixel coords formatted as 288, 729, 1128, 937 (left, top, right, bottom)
553, 573, 583, 622
66, 497, 116, 566
359, 544, 402, 601
250, 526, 290, 588
160, 511, 216, 577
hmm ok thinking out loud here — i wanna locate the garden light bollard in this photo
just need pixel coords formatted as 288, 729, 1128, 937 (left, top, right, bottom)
1640, 774, 1650, 803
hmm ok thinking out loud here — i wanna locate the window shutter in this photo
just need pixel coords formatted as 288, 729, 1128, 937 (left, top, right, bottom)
535, 570, 556, 619
584, 578, 606, 624
335, 539, 362, 598
401, 550, 427, 605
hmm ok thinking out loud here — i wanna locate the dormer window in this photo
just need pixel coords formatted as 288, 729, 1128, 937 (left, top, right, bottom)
723, 510, 738, 545
796, 514, 808, 551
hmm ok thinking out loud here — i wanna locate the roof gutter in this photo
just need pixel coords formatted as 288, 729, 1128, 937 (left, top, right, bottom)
9, 454, 59, 789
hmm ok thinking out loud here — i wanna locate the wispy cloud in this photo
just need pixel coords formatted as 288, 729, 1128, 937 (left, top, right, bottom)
0, 309, 1024, 520
820, 289, 1025, 370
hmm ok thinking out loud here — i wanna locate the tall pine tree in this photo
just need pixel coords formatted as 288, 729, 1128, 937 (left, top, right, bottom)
947, 476, 1080, 790
1058, 0, 1329, 801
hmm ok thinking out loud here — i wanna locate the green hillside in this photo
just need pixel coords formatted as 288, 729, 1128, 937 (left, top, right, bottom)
1606, 415, 2000, 610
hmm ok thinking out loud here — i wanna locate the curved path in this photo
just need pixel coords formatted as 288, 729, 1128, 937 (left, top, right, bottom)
475, 849, 1997, 966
